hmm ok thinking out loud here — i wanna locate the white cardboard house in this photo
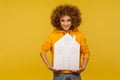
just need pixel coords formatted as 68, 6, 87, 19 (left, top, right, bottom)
53, 33, 80, 70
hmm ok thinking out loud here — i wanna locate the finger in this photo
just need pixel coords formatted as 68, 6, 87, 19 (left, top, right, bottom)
71, 70, 77, 73
53, 69, 62, 72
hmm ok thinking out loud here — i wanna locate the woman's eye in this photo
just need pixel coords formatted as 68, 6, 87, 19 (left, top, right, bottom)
67, 19, 71, 22
61, 20, 65, 22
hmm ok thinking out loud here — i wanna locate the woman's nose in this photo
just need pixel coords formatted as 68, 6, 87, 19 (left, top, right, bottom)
64, 22, 67, 25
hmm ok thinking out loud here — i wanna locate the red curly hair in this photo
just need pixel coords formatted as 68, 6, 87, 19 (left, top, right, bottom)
50, 4, 82, 30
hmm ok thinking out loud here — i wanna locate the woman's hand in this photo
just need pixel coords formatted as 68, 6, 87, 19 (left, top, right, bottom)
70, 67, 85, 73
71, 58, 89, 73
48, 66, 63, 73
40, 53, 62, 72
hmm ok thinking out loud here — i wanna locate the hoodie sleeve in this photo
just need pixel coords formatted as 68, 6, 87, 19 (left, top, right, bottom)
80, 34, 90, 58
40, 33, 53, 54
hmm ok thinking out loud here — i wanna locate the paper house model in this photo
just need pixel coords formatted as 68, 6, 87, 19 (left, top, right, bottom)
53, 33, 80, 70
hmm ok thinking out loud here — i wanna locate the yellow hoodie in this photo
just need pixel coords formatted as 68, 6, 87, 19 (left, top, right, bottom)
40, 29, 90, 73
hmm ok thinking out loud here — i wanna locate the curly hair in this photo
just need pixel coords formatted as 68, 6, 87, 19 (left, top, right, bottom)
50, 4, 82, 30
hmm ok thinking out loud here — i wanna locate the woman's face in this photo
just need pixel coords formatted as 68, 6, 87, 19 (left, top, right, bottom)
60, 15, 72, 31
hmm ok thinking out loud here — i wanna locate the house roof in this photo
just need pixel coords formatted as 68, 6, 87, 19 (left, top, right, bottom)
54, 33, 80, 47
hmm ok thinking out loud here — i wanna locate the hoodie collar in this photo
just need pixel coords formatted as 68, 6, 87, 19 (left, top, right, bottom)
53, 28, 79, 34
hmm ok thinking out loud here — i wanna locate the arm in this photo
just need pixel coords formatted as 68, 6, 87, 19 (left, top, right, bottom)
40, 53, 63, 72
71, 34, 90, 73
80, 58, 89, 71
40, 53, 53, 71
71, 58, 89, 73
40, 32, 62, 72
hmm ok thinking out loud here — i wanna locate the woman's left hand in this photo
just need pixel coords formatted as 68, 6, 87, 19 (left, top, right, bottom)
70, 67, 85, 73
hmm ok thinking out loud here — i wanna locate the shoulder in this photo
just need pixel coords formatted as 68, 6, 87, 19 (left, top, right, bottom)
47, 29, 60, 38
73, 29, 85, 37
73, 29, 87, 42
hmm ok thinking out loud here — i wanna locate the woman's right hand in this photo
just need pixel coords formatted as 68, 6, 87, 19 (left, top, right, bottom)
48, 66, 63, 72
